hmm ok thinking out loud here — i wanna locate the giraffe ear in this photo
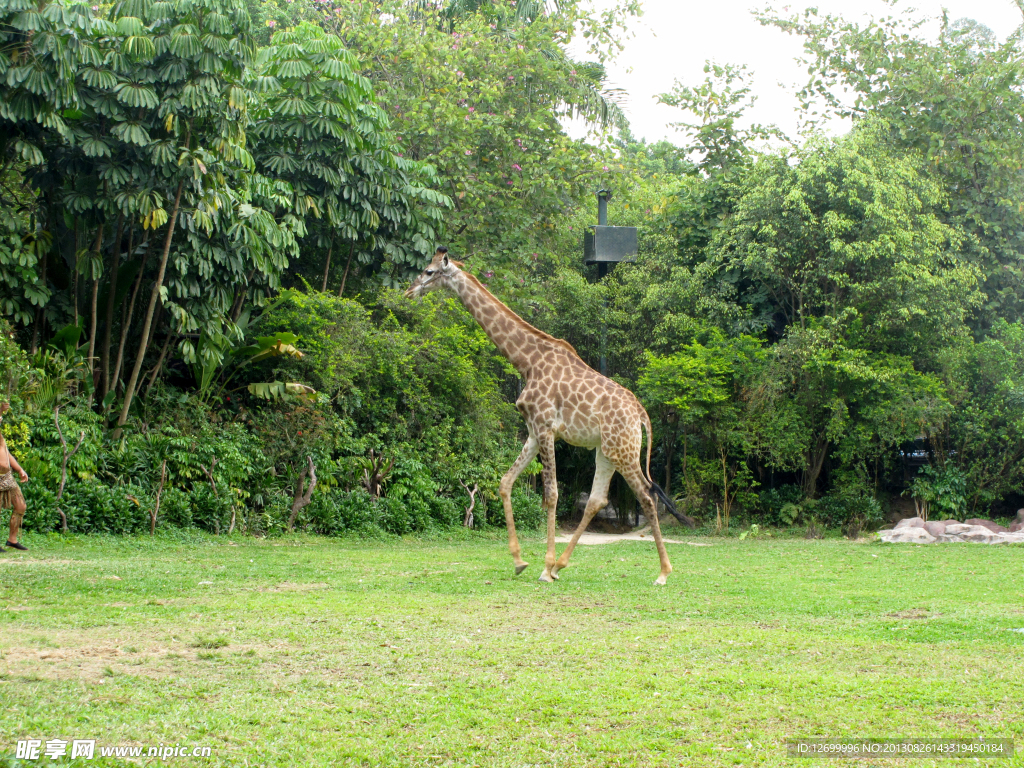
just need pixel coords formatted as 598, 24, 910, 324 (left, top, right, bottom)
441, 253, 451, 270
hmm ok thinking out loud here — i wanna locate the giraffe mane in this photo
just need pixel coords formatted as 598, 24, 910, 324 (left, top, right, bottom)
460, 270, 580, 358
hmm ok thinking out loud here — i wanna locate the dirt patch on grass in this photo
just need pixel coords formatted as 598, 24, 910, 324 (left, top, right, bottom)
0, 639, 273, 683
886, 609, 937, 619
2, 643, 157, 682
553, 532, 687, 545
261, 581, 331, 593
0, 558, 78, 567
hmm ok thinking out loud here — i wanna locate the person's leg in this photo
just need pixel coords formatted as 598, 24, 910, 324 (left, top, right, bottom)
6, 494, 27, 549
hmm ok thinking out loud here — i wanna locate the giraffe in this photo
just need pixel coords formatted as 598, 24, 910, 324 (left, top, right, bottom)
407, 247, 696, 583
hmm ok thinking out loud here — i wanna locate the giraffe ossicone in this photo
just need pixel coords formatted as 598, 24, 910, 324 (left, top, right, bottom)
406, 247, 695, 584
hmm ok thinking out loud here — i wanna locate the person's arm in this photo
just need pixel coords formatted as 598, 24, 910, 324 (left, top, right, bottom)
7, 447, 27, 483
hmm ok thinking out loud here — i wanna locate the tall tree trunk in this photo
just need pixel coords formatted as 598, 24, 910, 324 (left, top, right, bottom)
802, 436, 829, 499
720, 447, 730, 529
144, 331, 175, 399
30, 307, 41, 355
72, 220, 79, 327
287, 457, 317, 532
320, 240, 333, 292
681, 425, 688, 489
116, 181, 183, 432
663, 412, 677, 496
112, 231, 149, 395
338, 241, 355, 297
86, 223, 104, 408
229, 268, 256, 323
100, 213, 124, 399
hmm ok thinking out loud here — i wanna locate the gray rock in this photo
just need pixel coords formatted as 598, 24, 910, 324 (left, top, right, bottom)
923, 521, 947, 537
937, 534, 966, 543
993, 531, 1024, 544
880, 527, 936, 544
894, 517, 925, 530
936, 519, 960, 527
944, 524, 973, 534
965, 518, 1008, 533
960, 527, 998, 543
1010, 521, 1024, 533
1016, 508, 1024, 523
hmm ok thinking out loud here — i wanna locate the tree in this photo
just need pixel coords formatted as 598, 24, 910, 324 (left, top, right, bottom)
747, 325, 948, 498
640, 330, 763, 525
295, 0, 624, 286
759, 3, 1024, 326
931, 321, 1024, 513
1, 0, 451, 429
696, 125, 982, 360
249, 22, 448, 296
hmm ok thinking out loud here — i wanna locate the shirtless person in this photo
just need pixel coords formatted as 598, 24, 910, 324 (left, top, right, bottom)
0, 402, 29, 552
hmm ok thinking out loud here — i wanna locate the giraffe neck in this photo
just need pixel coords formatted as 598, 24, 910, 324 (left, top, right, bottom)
449, 271, 545, 377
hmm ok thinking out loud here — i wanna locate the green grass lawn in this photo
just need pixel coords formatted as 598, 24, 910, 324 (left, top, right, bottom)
1, 530, 1022, 767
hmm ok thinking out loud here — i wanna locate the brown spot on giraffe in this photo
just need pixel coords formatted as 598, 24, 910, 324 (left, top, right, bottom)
405, 248, 694, 584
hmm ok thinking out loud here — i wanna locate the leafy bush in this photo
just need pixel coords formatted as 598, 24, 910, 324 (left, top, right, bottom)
814, 488, 884, 531
29, 480, 153, 535
308, 488, 377, 536
907, 465, 968, 520
482, 486, 545, 531
160, 487, 194, 530
755, 484, 804, 526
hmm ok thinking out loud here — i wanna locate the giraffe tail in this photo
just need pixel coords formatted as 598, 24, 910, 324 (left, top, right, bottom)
641, 410, 697, 529
649, 481, 696, 528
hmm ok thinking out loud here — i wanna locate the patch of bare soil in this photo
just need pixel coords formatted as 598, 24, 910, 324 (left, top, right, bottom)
0, 558, 78, 567
2, 643, 164, 682
0, 637, 275, 683
261, 581, 331, 593
553, 531, 687, 545
886, 609, 937, 619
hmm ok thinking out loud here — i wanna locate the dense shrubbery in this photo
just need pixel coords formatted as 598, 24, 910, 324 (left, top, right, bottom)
2, 0, 1023, 540
7, 286, 536, 538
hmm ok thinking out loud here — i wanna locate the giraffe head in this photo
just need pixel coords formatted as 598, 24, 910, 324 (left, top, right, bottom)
404, 246, 460, 298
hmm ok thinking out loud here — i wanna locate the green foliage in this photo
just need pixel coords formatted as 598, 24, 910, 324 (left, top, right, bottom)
907, 464, 968, 520
300, 0, 618, 285
756, 484, 803, 527
659, 61, 785, 177
931, 320, 1024, 512
814, 485, 884, 531
699, 126, 981, 357
5, 0, 1024, 539
251, 22, 448, 284
759, 5, 1024, 326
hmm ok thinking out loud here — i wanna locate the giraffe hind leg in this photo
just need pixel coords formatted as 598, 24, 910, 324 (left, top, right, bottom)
551, 449, 614, 579
620, 465, 673, 585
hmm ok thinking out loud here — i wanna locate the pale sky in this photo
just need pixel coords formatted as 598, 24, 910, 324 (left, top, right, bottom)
571, 0, 1024, 144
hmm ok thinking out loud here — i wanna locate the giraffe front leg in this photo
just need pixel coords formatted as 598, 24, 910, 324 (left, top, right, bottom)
536, 430, 559, 583
500, 436, 538, 576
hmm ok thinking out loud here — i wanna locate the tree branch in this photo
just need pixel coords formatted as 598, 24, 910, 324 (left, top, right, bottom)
287, 456, 317, 532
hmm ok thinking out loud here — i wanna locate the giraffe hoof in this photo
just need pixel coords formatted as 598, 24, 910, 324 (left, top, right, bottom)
514, 563, 528, 576
654, 575, 668, 586
538, 572, 554, 583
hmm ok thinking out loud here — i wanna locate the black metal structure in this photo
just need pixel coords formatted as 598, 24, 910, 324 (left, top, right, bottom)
582, 190, 637, 376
